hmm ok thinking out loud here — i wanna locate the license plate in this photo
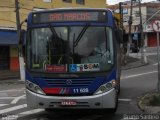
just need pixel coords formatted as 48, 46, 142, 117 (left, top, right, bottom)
61, 100, 77, 106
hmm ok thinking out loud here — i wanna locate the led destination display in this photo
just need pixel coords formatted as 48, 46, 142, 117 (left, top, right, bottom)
32, 11, 107, 23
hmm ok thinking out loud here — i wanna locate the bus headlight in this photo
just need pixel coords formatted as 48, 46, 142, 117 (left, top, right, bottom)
26, 80, 45, 95
94, 80, 116, 95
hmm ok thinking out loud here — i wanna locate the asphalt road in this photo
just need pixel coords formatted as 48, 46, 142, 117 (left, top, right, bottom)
0, 54, 159, 120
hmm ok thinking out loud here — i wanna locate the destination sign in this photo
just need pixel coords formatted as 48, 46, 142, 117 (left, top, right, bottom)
32, 11, 107, 23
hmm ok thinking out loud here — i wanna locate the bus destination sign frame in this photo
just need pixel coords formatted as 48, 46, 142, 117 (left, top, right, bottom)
32, 10, 107, 24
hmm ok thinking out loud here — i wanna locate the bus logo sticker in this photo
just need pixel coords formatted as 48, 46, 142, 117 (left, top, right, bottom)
70, 63, 100, 72
66, 79, 72, 85
59, 88, 70, 94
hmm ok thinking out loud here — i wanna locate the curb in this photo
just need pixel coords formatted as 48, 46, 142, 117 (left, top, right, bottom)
0, 71, 20, 81
0, 76, 20, 80
0, 79, 24, 84
138, 92, 160, 114
122, 61, 149, 70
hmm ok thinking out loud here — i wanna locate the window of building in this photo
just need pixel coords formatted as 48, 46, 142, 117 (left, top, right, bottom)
134, 11, 140, 17
33, 8, 45, 11
43, 0, 52, 2
63, 0, 72, 3
76, 0, 85, 5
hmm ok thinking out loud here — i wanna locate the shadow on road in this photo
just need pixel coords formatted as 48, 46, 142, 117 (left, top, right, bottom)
18, 109, 123, 120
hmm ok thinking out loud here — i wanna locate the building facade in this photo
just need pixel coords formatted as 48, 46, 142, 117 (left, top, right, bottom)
143, 3, 160, 47
0, 0, 106, 28
0, 0, 106, 71
0, 28, 19, 71
107, 1, 160, 47
34, 0, 106, 9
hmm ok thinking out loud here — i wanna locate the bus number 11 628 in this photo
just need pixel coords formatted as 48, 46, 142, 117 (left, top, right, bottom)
73, 88, 89, 93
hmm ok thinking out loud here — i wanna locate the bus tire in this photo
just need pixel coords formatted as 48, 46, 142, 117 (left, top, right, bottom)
118, 81, 121, 95
116, 78, 120, 95
45, 108, 54, 112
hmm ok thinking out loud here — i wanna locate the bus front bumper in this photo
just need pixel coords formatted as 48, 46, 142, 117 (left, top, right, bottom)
26, 88, 117, 109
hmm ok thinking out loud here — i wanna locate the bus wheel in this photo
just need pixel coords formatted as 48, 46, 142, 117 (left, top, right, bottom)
45, 108, 54, 112
116, 78, 120, 95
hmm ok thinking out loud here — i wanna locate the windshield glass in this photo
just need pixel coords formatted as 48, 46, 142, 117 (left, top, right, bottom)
26, 26, 114, 73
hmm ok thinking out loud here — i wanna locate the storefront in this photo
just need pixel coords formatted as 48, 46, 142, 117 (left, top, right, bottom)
147, 32, 157, 47
0, 29, 19, 71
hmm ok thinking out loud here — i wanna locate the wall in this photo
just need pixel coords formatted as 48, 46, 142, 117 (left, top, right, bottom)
33, 0, 106, 9
0, 0, 16, 28
10, 46, 19, 71
147, 33, 158, 47
0, 0, 106, 28
123, 6, 147, 33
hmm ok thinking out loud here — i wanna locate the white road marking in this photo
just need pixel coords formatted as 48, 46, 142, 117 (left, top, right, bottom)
122, 71, 158, 79
11, 95, 26, 104
0, 89, 24, 93
153, 63, 158, 65
18, 109, 44, 116
0, 97, 17, 99
118, 99, 132, 102
0, 104, 8, 107
0, 93, 8, 97
0, 104, 27, 114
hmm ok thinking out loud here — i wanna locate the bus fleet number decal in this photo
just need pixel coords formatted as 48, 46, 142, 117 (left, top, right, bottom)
73, 88, 89, 93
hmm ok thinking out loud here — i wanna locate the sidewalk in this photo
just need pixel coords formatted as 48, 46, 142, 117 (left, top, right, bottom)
138, 91, 160, 114
0, 70, 20, 80
122, 55, 148, 70
145, 46, 157, 53
123, 47, 160, 114
122, 46, 158, 70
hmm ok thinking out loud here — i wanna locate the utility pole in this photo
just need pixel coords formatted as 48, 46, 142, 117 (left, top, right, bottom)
157, 30, 160, 92
15, 0, 20, 40
119, 2, 125, 65
119, 2, 123, 30
15, 0, 25, 81
152, 20, 160, 92
127, 0, 133, 56
138, 0, 147, 64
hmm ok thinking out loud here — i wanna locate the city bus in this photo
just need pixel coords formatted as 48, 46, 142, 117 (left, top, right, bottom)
23, 8, 122, 112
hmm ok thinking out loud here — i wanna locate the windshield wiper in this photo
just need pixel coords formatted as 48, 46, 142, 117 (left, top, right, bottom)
48, 24, 64, 48
48, 24, 66, 64
74, 23, 90, 47
48, 24, 59, 38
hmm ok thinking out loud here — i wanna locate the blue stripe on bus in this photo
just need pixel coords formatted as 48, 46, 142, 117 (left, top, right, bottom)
26, 68, 117, 95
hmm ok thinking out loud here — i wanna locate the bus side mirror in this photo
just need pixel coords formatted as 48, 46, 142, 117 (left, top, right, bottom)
19, 19, 27, 57
115, 29, 123, 43
19, 30, 26, 57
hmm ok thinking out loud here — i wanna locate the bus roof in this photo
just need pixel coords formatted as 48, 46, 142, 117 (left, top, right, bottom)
28, 8, 114, 24
30, 8, 113, 14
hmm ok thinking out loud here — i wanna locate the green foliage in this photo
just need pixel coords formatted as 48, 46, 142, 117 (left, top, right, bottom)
149, 95, 160, 106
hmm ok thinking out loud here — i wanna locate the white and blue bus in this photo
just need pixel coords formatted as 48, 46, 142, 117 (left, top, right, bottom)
24, 8, 122, 112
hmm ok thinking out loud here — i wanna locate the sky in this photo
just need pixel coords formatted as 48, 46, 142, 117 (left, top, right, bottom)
107, 0, 157, 5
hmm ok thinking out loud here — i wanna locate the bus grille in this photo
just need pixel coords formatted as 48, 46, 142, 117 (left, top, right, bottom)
45, 78, 95, 87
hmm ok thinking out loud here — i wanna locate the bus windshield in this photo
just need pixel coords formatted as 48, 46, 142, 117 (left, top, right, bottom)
26, 26, 114, 73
